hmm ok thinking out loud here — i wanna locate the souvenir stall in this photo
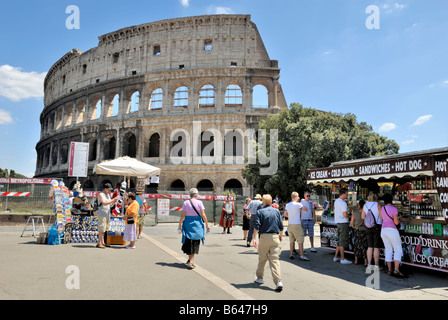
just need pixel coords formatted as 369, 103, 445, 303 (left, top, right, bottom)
93, 156, 161, 245
48, 180, 71, 244
307, 148, 448, 272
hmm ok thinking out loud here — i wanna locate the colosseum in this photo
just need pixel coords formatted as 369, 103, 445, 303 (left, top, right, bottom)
35, 14, 288, 195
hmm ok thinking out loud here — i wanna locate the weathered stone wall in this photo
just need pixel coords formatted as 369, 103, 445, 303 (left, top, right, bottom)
36, 14, 288, 195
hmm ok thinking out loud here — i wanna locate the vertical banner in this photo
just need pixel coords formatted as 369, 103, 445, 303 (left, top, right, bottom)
157, 198, 170, 217
136, 177, 146, 194
434, 155, 448, 221
68, 142, 89, 177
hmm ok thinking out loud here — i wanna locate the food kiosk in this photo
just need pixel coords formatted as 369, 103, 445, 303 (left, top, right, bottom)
307, 148, 448, 272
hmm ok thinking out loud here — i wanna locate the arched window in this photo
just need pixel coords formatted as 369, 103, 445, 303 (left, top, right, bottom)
225, 84, 242, 106
174, 86, 188, 108
148, 133, 160, 157
150, 88, 163, 109
169, 179, 185, 192
197, 179, 214, 192
110, 94, 119, 117
224, 179, 243, 195
95, 99, 102, 119
199, 85, 215, 107
83, 180, 95, 191
88, 138, 97, 161
252, 84, 269, 108
130, 91, 140, 113
51, 145, 59, 166
103, 136, 116, 160
123, 133, 137, 158
60, 143, 68, 164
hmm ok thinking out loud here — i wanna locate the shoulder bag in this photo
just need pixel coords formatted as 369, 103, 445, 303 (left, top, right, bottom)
189, 200, 203, 222
384, 206, 399, 227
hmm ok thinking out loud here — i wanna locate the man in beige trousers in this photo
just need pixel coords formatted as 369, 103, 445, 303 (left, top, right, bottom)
253, 194, 284, 292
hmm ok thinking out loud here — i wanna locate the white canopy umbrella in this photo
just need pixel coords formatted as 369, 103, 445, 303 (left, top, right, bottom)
93, 156, 161, 177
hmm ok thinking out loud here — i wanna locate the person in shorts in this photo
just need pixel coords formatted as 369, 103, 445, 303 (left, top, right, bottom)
301, 192, 316, 253
95, 183, 119, 248
333, 188, 352, 264
135, 191, 149, 239
284, 192, 309, 261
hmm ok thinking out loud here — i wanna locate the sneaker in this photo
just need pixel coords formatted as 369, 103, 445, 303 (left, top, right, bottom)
310, 248, 317, 253
299, 256, 310, 261
254, 277, 264, 284
333, 257, 340, 262
289, 255, 294, 260
365, 265, 373, 274
275, 280, 283, 292
340, 259, 352, 264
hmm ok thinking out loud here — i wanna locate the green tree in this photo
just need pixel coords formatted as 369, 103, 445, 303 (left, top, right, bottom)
242, 103, 399, 201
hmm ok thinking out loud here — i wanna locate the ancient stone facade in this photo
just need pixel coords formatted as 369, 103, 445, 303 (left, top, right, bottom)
35, 14, 287, 195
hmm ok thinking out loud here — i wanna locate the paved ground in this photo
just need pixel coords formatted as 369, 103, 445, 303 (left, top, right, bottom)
1, 223, 448, 301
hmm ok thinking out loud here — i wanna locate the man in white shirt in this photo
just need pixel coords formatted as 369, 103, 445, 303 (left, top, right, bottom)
333, 188, 352, 264
284, 192, 309, 261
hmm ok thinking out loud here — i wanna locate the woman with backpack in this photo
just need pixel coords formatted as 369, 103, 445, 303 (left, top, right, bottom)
380, 193, 405, 277
361, 192, 383, 274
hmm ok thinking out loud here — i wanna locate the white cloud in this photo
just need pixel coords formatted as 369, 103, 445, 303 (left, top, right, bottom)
0, 65, 46, 102
0, 109, 14, 125
378, 122, 397, 132
179, 0, 190, 7
207, 5, 234, 14
412, 115, 433, 126
402, 139, 415, 145
383, 2, 407, 14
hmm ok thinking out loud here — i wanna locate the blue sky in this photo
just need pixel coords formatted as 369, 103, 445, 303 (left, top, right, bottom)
0, 0, 447, 177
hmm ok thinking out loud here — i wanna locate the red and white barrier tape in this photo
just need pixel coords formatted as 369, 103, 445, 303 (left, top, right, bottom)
0, 192, 31, 197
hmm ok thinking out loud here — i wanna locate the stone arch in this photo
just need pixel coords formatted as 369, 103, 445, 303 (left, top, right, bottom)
196, 179, 214, 192
174, 85, 189, 108
224, 178, 244, 195
103, 135, 116, 160
169, 178, 186, 191
60, 142, 69, 164
198, 84, 215, 108
252, 83, 269, 108
225, 83, 243, 107
149, 87, 163, 110
83, 180, 95, 191
87, 137, 97, 161
122, 132, 137, 158
129, 90, 140, 113
147, 132, 160, 157
75, 100, 86, 123
105, 92, 120, 117
51, 144, 59, 166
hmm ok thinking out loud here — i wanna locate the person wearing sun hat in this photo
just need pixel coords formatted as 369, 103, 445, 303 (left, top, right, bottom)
246, 194, 263, 247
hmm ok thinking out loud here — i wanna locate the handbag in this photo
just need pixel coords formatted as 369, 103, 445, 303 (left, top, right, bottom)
127, 216, 135, 224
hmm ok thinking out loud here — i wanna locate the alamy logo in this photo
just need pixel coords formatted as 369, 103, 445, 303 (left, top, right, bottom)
66, 5, 80, 30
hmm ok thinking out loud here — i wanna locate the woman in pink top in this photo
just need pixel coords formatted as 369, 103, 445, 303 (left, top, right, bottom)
379, 193, 405, 278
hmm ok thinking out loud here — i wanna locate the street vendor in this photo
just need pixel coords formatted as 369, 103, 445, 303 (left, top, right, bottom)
96, 183, 119, 249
